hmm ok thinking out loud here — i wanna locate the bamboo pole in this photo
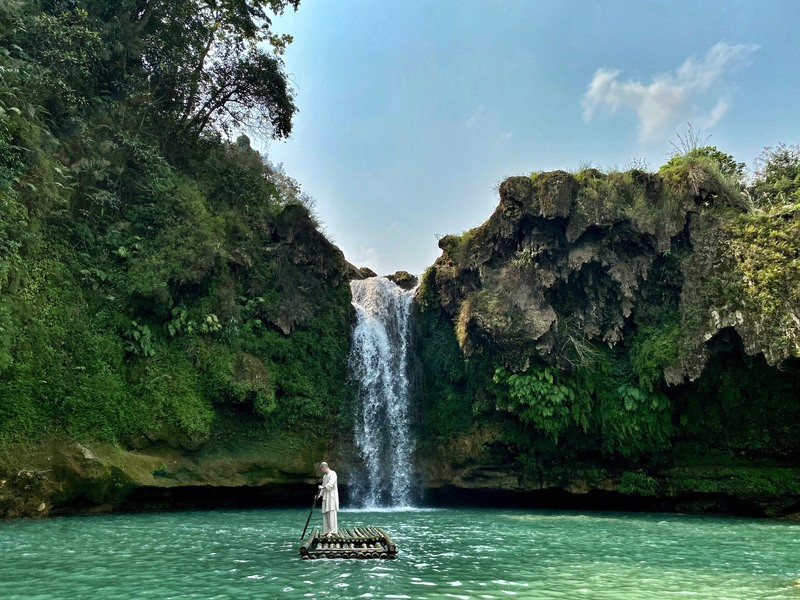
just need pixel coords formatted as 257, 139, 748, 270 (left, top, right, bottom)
300, 527, 320, 556
375, 527, 397, 553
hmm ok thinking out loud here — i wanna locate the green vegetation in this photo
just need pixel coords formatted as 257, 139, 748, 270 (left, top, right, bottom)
618, 471, 660, 497
660, 145, 745, 181
415, 268, 495, 438
0, 0, 354, 461
752, 144, 800, 207
417, 142, 800, 502
491, 350, 673, 460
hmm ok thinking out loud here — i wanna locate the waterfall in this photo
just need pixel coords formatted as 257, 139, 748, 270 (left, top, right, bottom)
349, 276, 416, 508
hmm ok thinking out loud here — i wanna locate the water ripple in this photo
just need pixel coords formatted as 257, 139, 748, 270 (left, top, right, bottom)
1, 508, 799, 599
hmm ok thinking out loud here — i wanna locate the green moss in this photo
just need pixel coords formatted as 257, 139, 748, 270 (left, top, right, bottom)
630, 317, 681, 390
680, 207, 800, 367
675, 332, 800, 456
665, 467, 800, 498
438, 227, 482, 265
416, 269, 495, 439
618, 471, 660, 496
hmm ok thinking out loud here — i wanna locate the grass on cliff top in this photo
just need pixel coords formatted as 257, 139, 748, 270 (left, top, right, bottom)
439, 149, 748, 268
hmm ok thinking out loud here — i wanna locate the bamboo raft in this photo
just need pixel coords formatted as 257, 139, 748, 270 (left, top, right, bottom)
299, 527, 398, 560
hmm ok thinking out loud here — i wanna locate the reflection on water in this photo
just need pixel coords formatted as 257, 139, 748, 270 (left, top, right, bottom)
1, 508, 799, 599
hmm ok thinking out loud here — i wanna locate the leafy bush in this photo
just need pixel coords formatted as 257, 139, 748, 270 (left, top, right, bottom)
493, 365, 591, 440
751, 144, 800, 207
661, 146, 745, 181
618, 471, 660, 496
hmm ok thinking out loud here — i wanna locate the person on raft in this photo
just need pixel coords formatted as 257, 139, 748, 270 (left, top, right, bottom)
318, 461, 339, 536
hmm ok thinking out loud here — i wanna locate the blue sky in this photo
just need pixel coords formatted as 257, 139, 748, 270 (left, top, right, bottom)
264, 0, 800, 275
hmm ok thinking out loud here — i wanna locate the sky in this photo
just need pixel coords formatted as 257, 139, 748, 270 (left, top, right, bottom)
263, 0, 800, 275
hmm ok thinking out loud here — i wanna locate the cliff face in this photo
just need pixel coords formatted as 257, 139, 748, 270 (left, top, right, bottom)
429, 166, 797, 375
0, 0, 367, 517
4, 151, 799, 518
415, 160, 800, 517
0, 137, 360, 518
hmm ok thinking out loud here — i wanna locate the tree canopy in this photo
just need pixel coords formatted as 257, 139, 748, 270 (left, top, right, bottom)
2, 0, 299, 149
752, 144, 800, 207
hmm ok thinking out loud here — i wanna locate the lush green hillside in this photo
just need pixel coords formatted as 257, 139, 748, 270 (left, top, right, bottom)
416, 147, 800, 516
0, 0, 358, 517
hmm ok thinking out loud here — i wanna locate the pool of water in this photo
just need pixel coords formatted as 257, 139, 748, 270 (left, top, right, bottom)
1, 507, 798, 599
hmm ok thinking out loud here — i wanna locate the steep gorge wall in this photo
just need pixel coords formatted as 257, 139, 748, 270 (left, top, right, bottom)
0, 139, 362, 518
3, 145, 799, 518
414, 162, 800, 517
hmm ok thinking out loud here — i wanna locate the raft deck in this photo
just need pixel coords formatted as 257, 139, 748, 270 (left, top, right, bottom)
300, 527, 398, 559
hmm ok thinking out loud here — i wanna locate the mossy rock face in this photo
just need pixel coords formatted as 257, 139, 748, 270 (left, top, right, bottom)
498, 171, 578, 225
455, 267, 556, 370
674, 208, 800, 381
498, 176, 536, 211
267, 204, 351, 334
416, 427, 800, 516
437, 234, 462, 255
386, 271, 418, 290
0, 431, 338, 517
357, 266, 378, 279
428, 168, 699, 369
535, 170, 576, 218
416, 163, 800, 506
421, 165, 797, 379
498, 171, 577, 220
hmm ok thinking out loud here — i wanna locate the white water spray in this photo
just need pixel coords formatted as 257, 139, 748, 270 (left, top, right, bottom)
349, 277, 416, 508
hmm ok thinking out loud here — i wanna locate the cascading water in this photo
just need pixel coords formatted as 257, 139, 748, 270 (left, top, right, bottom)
348, 276, 416, 508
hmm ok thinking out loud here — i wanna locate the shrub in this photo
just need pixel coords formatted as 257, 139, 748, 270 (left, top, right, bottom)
618, 471, 660, 496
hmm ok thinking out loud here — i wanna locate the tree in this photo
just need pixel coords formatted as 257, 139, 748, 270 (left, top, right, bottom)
140, 0, 299, 142
661, 146, 746, 181
70, 0, 300, 146
751, 144, 800, 207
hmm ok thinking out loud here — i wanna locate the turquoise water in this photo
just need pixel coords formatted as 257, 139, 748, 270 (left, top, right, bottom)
1, 508, 799, 599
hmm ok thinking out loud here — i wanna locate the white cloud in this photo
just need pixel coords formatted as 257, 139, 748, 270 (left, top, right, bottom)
702, 98, 729, 128
582, 42, 758, 140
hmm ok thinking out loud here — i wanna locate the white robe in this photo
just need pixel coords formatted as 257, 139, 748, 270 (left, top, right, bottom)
320, 470, 339, 534
320, 470, 339, 513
